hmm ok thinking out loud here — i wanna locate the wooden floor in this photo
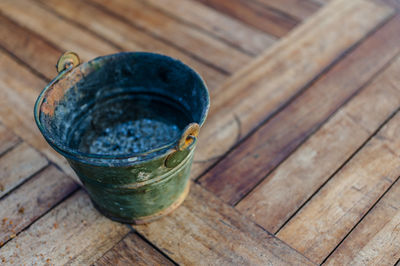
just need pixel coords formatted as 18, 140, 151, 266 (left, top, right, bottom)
0, 0, 399, 264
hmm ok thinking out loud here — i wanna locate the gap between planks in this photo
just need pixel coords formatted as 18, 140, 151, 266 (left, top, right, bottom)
196, 0, 395, 203
276, 78, 400, 262
235, 14, 400, 231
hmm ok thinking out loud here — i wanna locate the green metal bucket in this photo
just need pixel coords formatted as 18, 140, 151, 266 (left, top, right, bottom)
34, 52, 209, 224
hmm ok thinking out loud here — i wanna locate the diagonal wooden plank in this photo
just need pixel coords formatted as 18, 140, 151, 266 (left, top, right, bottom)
325, 178, 400, 265
86, 0, 251, 74
0, 143, 48, 199
141, 0, 276, 55
0, 50, 77, 177
0, 183, 313, 265
94, 233, 175, 266
200, 14, 400, 205
0, 123, 20, 156
132, 183, 314, 265
277, 111, 400, 263
34, 0, 225, 91
0, 165, 78, 246
0, 0, 118, 62
0, 13, 62, 81
254, 0, 322, 21
0, 190, 130, 265
195, 0, 299, 37
237, 43, 400, 233
193, 0, 393, 183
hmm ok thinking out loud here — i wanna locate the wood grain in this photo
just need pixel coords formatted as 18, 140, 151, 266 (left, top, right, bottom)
0, 123, 20, 156
277, 111, 400, 263
133, 182, 314, 265
94, 233, 174, 266
0, 50, 77, 178
36, 0, 225, 91
0, 165, 78, 246
88, 0, 251, 74
195, 0, 299, 37
0, 13, 62, 80
0, 0, 118, 62
196, 0, 394, 195
0, 190, 130, 265
237, 41, 400, 232
142, 0, 276, 55
0, 182, 312, 265
0, 143, 48, 199
325, 178, 400, 265
254, 0, 322, 21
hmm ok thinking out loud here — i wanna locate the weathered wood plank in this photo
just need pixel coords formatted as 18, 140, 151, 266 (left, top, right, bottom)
142, 0, 276, 55
237, 40, 400, 232
254, 0, 322, 21
0, 13, 62, 80
0, 165, 78, 246
191, 0, 393, 180
195, 0, 298, 37
277, 111, 400, 263
196, 0, 394, 196
378, 0, 400, 11
0, 0, 118, 62
0, 143, 48, 199
0, 123, 20, 156
0, 51, 76, 178
133, 183, 315, 265
325, 178, 400, 265
0, 183, 313, 265
94, 233, 174, 266
0, 190, 130, 265
36, 0, 225, 90
87, 0, 251, 74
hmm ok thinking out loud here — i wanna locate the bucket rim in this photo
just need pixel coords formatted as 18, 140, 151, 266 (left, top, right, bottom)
34, 51, 210, 166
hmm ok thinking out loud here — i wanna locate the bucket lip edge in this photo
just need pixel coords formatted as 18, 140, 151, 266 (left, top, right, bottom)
33, 51, 210, 166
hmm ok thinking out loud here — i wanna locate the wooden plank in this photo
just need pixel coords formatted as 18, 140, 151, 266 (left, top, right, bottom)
0, 183, 312, 265
195, 0, 299, 37
133, 183, 314, 265
0, 123, 20, 156
87, 0, 252, 74
197, 2, 396, 202
325, 178, 400, 265
142, 0, 276, 55
0, 13, 62, 80
0, 0, 118, 62
254, 0, 322, 21
237, 46, 400, 233
35, 0, 225, 91
0, 165, 78, 246
94, 233, 174, 266
190, 0, 393, 181
0, 190, 130, 265
276, 111, 400, 263
379, 0, 400, 11
0, 142, 48, 199
0, 51, 76, 178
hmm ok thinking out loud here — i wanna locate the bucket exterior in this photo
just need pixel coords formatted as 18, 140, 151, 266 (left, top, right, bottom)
34, 52, 209, 223
68, 147, 194, 223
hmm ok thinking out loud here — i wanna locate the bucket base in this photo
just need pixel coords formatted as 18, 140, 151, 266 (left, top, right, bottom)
91, 182, 190, 224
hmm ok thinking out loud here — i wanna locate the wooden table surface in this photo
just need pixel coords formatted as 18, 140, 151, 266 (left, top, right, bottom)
0, 0, 399, 264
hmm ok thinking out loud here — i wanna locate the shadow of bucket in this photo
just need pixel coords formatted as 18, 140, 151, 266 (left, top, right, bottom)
34, 51, 210, 224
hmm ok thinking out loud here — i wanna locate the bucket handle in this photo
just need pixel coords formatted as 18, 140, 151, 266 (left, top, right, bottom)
56, 51, 80, 73
165, 123, 199, 168
177, 123, 199, 151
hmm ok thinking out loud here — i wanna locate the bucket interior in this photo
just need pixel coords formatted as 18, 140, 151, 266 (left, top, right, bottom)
37, 52, 209, 160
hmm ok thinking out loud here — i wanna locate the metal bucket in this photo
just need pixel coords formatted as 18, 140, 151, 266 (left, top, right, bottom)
34, 52, 209, 224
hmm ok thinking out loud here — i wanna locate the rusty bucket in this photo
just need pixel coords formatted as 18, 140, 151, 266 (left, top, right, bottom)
34, 52, 209, 224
